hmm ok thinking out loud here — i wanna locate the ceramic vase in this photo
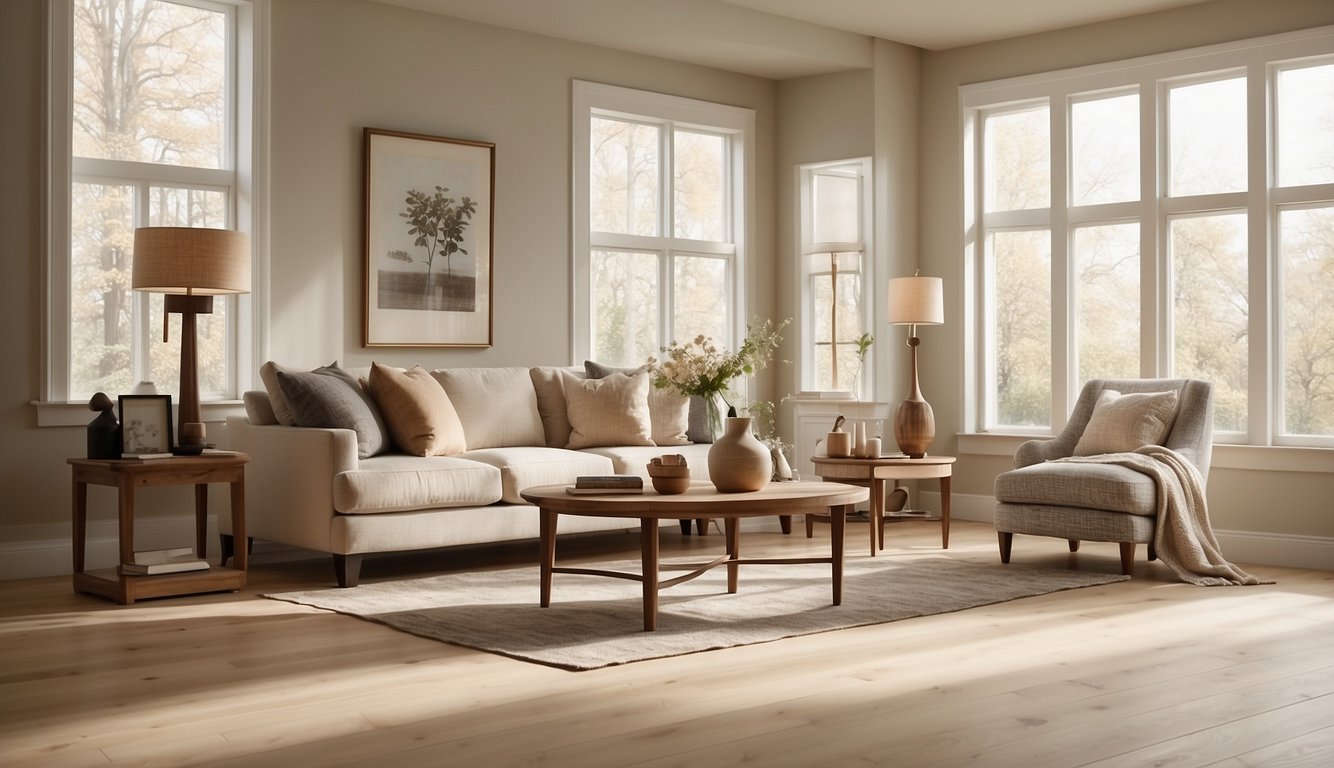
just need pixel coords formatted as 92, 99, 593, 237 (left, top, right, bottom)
708, 417, 773, 493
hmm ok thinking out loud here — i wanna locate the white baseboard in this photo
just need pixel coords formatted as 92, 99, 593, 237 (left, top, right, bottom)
925, 491, 1334, 572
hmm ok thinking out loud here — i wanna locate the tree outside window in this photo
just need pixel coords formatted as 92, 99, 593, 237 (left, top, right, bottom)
66, 0, 236, 401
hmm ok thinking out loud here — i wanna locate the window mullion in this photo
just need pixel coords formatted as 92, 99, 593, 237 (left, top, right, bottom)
1249, 59, 1273, 445
1051, 96, 1071, 428
1141, 78, 1162, 378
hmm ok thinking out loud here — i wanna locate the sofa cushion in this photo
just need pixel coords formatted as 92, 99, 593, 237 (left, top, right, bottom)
432, 367, 546, 449
461, 446, 615, 504
994, 460, 1162, 515
260, 360, 315, 426
562, 369, 655, 449
242, 390, 278, 426
333, 454, 502, 514
1074, 389, 1178, 456
584, 361, 691, 446
277, 364, 389, 459
368, 363, 467, 456
530, 366, 582, 448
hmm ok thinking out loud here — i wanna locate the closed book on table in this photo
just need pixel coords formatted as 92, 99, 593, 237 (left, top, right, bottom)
565, 486, 644, 495
574, 475, 643, 489
121, 547, 210, 575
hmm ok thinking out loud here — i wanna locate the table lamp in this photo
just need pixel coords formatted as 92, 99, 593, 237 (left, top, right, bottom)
132, 227, 250, 453
888, 275, 943, 458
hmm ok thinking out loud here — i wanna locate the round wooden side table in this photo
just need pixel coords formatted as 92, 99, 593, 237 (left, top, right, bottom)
809, 454, 956, 554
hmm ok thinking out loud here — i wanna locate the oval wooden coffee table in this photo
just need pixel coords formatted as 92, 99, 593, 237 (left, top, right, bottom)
520, 481, 869, 631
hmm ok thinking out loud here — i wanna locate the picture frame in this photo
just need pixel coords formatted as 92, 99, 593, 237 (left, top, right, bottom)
118, 395, 174, 456
364, 127, 495, 347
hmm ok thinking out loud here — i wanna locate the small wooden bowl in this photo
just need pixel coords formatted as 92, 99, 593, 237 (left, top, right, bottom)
646, 463, 691, 495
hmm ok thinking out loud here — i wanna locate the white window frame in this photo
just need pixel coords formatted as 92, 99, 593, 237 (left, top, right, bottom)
961, 25, 1334, 450
572, 80, 754, 367
40, 0, 269, 427
796, 157, 874, 398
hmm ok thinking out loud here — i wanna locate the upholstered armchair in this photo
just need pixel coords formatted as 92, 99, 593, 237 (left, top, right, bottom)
993, 378, 1214, 576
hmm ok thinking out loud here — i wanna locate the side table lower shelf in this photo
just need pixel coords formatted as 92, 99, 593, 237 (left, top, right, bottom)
74, 566, 246, 604
69, 454, 249, 605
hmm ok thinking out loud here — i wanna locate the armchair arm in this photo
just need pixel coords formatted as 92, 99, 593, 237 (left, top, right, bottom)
223, 416, 360, 553
1014, 438, 1065, 468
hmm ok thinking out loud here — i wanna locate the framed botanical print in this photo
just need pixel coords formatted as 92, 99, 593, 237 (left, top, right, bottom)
364, 128, 495, 347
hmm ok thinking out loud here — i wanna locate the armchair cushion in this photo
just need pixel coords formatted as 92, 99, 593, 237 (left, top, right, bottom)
1073, 389, 1178, 456
995, 460, 1165, 516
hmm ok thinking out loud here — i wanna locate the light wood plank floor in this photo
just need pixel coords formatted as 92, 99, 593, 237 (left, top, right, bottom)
2, 519, 1331, 768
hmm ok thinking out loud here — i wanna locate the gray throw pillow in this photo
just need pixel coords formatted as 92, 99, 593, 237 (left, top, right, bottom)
276, 364, 389, 459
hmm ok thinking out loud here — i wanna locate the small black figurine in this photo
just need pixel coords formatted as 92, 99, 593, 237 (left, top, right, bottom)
87, 392, 120, 459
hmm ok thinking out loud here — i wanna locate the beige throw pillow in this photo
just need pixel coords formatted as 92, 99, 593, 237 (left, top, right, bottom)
561, 369, 655, 449
1074, 389, 1179, 456
432, 367, 546, 449
583, 361, 690, 446
367, 363, 466, 456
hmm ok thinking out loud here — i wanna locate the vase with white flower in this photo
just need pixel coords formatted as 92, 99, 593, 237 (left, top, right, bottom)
645, 317, 790, 442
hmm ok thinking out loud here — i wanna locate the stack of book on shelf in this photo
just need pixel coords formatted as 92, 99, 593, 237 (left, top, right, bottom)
120, 547, 210, 575
566, 475, 644, 495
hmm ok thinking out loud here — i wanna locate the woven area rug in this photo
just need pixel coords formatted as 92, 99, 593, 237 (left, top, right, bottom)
265, 557, 1128, 670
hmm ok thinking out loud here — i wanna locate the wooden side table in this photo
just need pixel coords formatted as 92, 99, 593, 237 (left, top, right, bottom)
68, 453, 249, 604
809, 455, 956, 554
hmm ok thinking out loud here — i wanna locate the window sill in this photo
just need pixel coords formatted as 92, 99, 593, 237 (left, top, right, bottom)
33, 399, 246, 428
957, 433, 1332, 474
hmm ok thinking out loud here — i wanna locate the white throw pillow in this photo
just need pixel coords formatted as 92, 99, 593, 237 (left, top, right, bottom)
560, 369, 655, 449
1074, 389, 1179, 456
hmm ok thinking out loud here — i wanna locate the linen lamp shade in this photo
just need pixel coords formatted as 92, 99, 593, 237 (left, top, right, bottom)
887, 276, 944, 327
132, 227, 250, 295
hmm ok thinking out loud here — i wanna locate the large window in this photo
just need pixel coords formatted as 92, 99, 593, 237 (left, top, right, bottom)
573, 81, 753, 368
46, 0, 261, 412
964, 28, 1334, 447
798, 159, 873, 397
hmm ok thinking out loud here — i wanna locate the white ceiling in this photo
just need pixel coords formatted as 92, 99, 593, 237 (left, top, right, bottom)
370, 0, 1216, 79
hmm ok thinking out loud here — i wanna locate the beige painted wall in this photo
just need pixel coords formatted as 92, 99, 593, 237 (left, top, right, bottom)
774, 69, 874, 409
917, 0, 1334, 556
0, 0, 779, 578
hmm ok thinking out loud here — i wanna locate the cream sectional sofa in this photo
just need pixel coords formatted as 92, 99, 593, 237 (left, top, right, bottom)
224, 364, 716, 586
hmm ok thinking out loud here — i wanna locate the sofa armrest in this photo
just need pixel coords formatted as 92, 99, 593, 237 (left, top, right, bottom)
223, 416, 360, 553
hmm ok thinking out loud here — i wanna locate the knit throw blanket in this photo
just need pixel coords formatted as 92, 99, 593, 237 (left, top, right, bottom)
1058, 446, 1272, 586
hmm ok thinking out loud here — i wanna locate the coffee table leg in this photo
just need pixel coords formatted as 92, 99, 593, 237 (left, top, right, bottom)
725, 517, 740, 593
831, 504, 846, 606
539, 508, 557, 608
641, 517, 659, 631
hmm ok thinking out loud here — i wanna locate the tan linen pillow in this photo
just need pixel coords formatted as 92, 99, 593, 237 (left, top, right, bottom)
531, 366, 581, 448
367, 363, 466, 456
1074, 389, 1179, 456
583, 361, 690, 446
560, 369, 655, 449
